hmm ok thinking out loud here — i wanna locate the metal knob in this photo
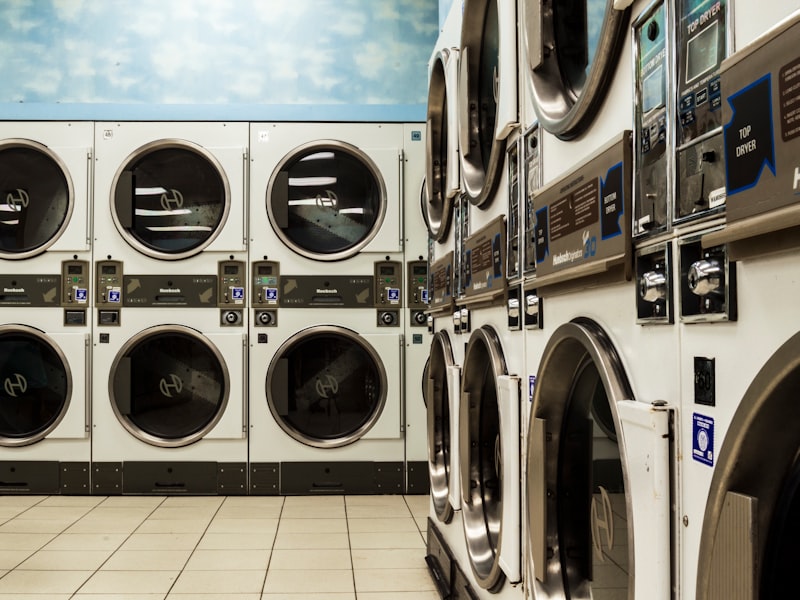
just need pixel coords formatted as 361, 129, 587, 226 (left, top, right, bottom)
526, 293, 539, 316
640, 270, 667, 303
257, 311, 273, 326
688, 259, 723, 296
507, 297, 520, 320
380, 311, 396, 326
414, 311, 427, 325
223, 310, 240, 324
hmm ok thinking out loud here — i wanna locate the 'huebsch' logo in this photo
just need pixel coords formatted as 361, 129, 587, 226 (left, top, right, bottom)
315, 375, 339, 398
6, 189, 30, 212
315, 190, 338, 209
160, 189, 184, 211
159, 374, 184, 397
4, 373, 28, 397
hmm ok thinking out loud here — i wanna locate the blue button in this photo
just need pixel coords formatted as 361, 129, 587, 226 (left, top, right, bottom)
265, 288, 278, 301
75, 288, 88, 302
108, 290, 121, 303
232, 287, 245, 301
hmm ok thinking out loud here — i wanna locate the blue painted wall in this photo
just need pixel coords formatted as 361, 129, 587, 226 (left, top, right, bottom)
0, 0, 438, 121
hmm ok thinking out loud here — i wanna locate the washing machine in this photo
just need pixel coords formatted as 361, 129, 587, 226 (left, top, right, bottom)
93, 122, 248, 272
405, 125, 432, 495
458, 0, 518, 209
424, 0, 463, 244
0, 122, 94, 493
249, 122, 406, 277
523, 126, 676, 600
248, 265, 406, 495
677, 9, 800, 600
90, 259, 248, 494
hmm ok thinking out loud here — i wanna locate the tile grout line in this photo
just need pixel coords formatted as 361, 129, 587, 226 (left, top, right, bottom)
260, 495, 285, 597
344, 495, 358, 600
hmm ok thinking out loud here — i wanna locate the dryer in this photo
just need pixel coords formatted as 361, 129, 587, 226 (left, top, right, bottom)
424, 0, 463, 244
677, 10, 800, 600
93, 122, 248, 271
249, 122, 405, 277
524, 130, 676, 600
248, 267, 405, 495
91, 259, 248, 495
0, 121, 93, 494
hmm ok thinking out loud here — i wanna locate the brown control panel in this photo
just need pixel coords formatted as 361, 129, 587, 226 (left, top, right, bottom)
374, 261, 403, 308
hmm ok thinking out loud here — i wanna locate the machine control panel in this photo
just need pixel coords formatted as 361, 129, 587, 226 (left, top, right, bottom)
0, 274, 60, 308
96, 260, 123, 326
60, 260, 90, 307
523, 125, 541, 275
252, 261, 280, 306
636, 242, 674, 324
507, 137, 521, 280
407, 260, 428, 327
428, 252, 455, 314
675, 0, 729, 223
218, 260, 245, 305
279, 275, 373, 308
634, 1, 670, 237
462, 216, 507, 302
374, 261, 403, 307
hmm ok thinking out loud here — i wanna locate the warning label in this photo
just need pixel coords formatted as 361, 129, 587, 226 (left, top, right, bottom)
550, 179, 599, 242
692, 413, 715, 467
779, 55, 800, 141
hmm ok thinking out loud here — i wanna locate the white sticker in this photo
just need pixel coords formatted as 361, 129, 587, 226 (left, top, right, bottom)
709, 187, 726, 209
258, 130, 269, 143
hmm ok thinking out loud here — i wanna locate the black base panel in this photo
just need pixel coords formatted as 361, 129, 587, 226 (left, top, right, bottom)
216, 463, 248, 495
93, 462, 122, 495
0, 461, 87, 494
91, 462, 246, 495
250, 463, 280, 495
426, 518, 453, 598
406, 461, 430, 494
452, 561, 480, 599
280, 461, 404, 495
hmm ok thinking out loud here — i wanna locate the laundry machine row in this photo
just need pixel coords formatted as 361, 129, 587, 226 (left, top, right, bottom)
422, 1, 799, 600
0, 119, 428, 495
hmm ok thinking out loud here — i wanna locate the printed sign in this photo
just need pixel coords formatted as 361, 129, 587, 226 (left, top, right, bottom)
265, 288, 278, 302
232, 287, 245, 303
75, 288, 88, 303
108, 289, 121, 303
692, 413, 715, 466
528, 375, 536, 403
387, 288, 401, 303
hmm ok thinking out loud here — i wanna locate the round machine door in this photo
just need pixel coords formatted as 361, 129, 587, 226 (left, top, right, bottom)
425, 50, 454, 242
266, 141, 387, 261
527, 318, 633, 600
0, 139, 74, 259
459, 325, 512, 592
0, 325, 72, 447
459, 0, 508, 207
109, 326, 230, 447
266, 326, 389, 448
695, 331, 800, 600
111, 140, 230, 259
426, 330, 456, 523
522, 0, 631, 139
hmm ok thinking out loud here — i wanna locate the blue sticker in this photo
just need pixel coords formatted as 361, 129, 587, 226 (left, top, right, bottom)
232, 287, 245, 301
387, 288, 400, 303
421, 289, 429, 304
528, 375, 536, 403
265, 288, 278, 302
692, 413, 715, 467
75, 288, 88, 303
108, 289, 121, 303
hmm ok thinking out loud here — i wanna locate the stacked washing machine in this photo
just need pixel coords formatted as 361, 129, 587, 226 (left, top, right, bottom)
247, 121, 424, 495
425, 0, 527, 597
671, 4, 800, 600
90, 122, 250, 494
0, 122, 94, 494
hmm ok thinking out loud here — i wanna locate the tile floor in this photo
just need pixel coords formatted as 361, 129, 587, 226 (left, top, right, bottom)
0, 494, 436, 599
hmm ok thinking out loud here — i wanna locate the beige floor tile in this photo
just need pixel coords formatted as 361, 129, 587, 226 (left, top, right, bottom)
38, 496, 106, 508
263, 569, 354, 594
351, 548, 427, 570
18, 549, 113, 570
358, 592, 440, 600
273, 531, 349, 550
149, 506, 218, 521
0, 570, 92, 594
98, 496, 166, 508
196, 532, 274, 550
101, 549, 192, 571
279, 504, 347, 519
346, 505, 414, 519
0, 495, 46, 507
15, 505, 92, 521
0, 507, 28, 519
215, 506, 283, 519
120, 533, 203, 551
346, 517, 419, 533
277, 518, 348, 534
136, 518, 211, 534
167, 595, 260, 600
65, 516, 146, 534
43, 532, 127, 551
78, 570, 179, 594
205, 518, 278, 534
0, 595, 71, 600
221, 496, 283, 508
183, 549, 270, 571
73, 595, 166, 600
0, 532, 54, 551
0, 549, 33, 569
415, 517, 427, 532
0, 518, 74, 533
260, 594, 354, 600
354, 568, 436, 593
349, 532, 425, 549
269, 548, 352, 570
161, 496, 224, 508
283, 495, 344, 507
345, 495, 408, 507
170, 569, 265, 594
86, 507, 156, 520
403, 495, 430, 517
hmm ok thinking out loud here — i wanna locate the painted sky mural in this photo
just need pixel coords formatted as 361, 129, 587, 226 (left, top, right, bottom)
0, 0, 438, 106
